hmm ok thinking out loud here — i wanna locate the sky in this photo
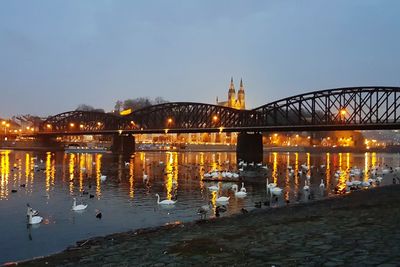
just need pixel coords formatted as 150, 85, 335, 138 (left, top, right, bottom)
0, 0, 399, 117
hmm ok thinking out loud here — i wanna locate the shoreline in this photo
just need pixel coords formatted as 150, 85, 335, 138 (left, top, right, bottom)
16, 184, 400, 266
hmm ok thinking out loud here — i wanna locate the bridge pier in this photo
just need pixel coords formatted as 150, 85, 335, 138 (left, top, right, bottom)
111, 133, 135, 154
236, 132, 263, 163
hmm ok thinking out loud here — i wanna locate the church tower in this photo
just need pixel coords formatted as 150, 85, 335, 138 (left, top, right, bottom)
228, 77, 236, 108
237, 78, 245, 109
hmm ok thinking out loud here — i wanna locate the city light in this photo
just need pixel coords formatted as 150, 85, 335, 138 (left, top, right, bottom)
70, 123, 75, 127
213, 115, 218, 122
340, 109, 347, 116
46, 124, 52, 129
80, 124, 84, 129
167, 118, 173, 124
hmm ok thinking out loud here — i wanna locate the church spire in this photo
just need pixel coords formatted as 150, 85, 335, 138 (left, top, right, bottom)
229, 77, 235, 91
240, 78, 243, 88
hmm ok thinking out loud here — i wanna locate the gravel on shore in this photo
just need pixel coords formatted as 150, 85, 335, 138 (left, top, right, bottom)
17, 185, 400, 267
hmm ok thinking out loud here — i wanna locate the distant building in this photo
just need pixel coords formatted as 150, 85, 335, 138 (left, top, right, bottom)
216, 77, 246, 110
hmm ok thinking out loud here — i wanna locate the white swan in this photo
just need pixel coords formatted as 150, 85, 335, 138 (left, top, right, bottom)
319, 179, 325, 189
270, 187, 283, 196
208, 184, 219, 191
240, 182, 246, 192
27, 208, 43, 225
100, 175, 107, 182
232, 184, 247, 197
266, 178, 277, 194
26, 204, 38, 217
156, 194, 176, 205
143, 172, 149, 182
303, 180, 310, 191
216, 191, 230, 203
72, 198, 88, 211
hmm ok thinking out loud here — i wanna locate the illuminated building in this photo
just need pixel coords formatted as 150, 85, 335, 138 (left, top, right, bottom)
216, 78, 246, 110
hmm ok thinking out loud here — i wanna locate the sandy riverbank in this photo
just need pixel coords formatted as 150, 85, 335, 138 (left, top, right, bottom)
16, 185, 400, 266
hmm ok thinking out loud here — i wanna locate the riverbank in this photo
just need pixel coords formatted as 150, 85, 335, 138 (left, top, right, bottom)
17, 185, 400, 266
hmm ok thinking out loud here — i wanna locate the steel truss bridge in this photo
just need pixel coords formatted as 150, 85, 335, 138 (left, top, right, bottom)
38, 86, 400, 136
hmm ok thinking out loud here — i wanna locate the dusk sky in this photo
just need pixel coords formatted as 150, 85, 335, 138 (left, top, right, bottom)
1, 0, 399, 117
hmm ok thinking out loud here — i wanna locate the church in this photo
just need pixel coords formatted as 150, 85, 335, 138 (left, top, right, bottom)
216, 78, 246, 110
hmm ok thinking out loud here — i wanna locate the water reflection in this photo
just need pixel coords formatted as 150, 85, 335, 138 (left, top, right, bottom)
0, 150, 399, 264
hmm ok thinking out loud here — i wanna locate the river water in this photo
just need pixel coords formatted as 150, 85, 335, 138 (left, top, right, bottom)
0, 150, 398, 263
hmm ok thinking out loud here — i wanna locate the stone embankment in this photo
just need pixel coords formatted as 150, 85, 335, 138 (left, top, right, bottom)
19, 185, 400, 266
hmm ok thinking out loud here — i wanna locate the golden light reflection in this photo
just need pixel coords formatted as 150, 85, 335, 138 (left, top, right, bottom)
211, 190, 217, 212
272, 152, 278, 184
95, 154, 102, 198
199, 152, 205, 192
326, 153, 331, 191
79, 154, 85, 192
284, 153, 290, 201
45, 152, 52, 192
69, 154, 75, 195
0, 150, 10, 200
129, 155, 135, 199
165, 152, 178, 200
364, 152, 369, 181
346, 153, 350, 170
25, 153, 31, 186
294, 152, 299, 192
337, 153, 347, 193
371, 152, 377, 168
306, 152, 311, 176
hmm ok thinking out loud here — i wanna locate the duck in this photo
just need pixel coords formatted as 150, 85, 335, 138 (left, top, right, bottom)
72, 198, 88, 211
232, 184, 247, 197
155, 194, 176, 205
95, 209, 102, 219
27, 208, 43, 225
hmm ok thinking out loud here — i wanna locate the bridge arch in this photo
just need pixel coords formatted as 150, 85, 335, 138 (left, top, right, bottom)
252, 86, 400, 130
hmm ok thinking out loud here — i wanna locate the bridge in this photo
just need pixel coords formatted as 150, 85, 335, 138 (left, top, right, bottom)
34, 86, 400, 157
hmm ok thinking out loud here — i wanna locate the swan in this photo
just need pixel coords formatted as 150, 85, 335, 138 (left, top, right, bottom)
27, 208, 43, 225
124, 162, 130, 166
72, 198, 88, 211
100, 175, 107, 182
143, 172, 149, 182
232, 184, 247, 197
208, 184, 219, 191
232, 173, 239, 179
26, 203, 38, 217
303, 180, 310, 191
216, 191, 230, 203
270, 187, 283, 196
155, 194, 176, 205
266, 178, 277, 194
240, 182, 246, 192
319, 179, 325, 189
